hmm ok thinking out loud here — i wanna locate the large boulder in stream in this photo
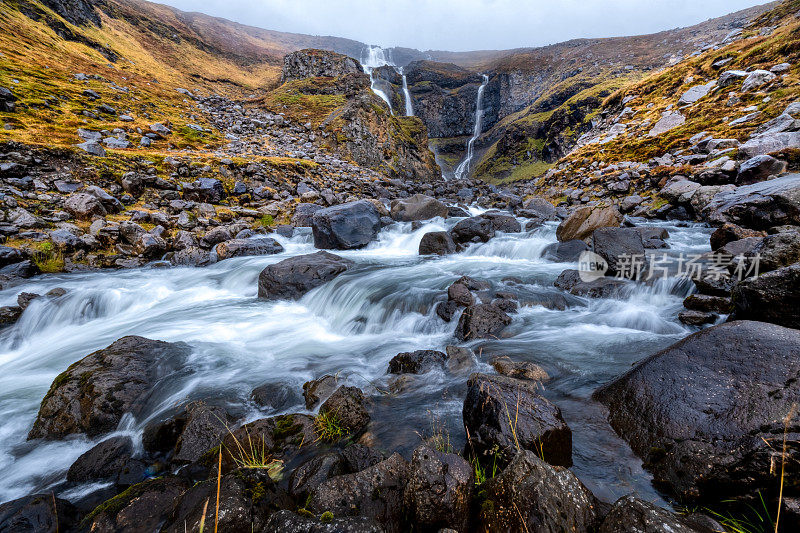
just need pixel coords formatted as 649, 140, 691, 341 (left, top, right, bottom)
478, 451, 599, 532
28, 336, 191, 440
390, 194, 448, 221
258, 251, 354, 300
594, 321, 800, 503
731, 263, 800, 328
454, 303, 512, 340
311, 200, 381, 250
463, 373, 572, 467
598, 495, 716, 533
0, 493, 79, 533
702, 174, 800, 229
215, 238, 284, 260
592, 227, 648, 278
419, 231, 457, 255
556, 205, 622, 242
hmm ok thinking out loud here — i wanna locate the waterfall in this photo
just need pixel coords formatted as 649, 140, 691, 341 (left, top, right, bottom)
454, 74, 489, 180
361, 46, 394, 114
400, 68, 414, 116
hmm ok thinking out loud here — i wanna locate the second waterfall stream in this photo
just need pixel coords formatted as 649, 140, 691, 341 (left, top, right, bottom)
454, 74, 489, 180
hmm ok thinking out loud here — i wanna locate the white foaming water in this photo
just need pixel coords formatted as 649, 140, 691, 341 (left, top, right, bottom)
454, 74, 489, 180
400, 67, 414, 116
361, 46, 395, 114
0, 215, 711, 505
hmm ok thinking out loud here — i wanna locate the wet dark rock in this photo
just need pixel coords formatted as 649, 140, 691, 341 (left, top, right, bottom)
170, 246, 214, 267
173, 404, 228, 463
29, 336, 190, 440
258, 251, 354, 300
492, 297, 518, 313
519, 197, 557, 220
436, 300, 460, 322
388, 350, 447, 374
418, 231, 456, 255
219, 414, 318, 471
481, 211, 522, 233
445, 345, 477, 374
319, 385, 370, 435
0, 305, 22, 326
390, 194, 448, 221
308, 453, 410, 533
66, 435, 133, 483
746, 229, 800, 273
554, 269, 627, 298
634, 226, 670, 249
80, 476, 191, 533
164, 468, 291, 533
719, 236, 761, 258
447, 280, 475, 307
598, 495, 711, 533
491, 356, 549, 381
403, 444, 473, 532
448, 205, 470, 218
678, 310, 717, 326
142, 413, 187, 456
16, 292, 39, 310
289, 451, 348, 500
292, 203, 323, 227
215, 238, 284, 260
541, 239, 589, 262
251, 382, 299, 410
0, 493, 79, 533
683, 294, 731, 314
312, 200, 381, 250
594, 321, 800, 502
450, 216, 495, 244
592, 227, 648, 278
710, 223, 766, 251
479, 451, 599, 532
463, 373, 572, 467
266, 510, 385, 532
303, 375, 339, 409
454, 303, 512, 340
692, 273, 735, 297
731, 263, 800, 328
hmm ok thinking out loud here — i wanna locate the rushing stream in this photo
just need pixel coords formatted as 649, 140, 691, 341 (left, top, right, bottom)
0, 212, 712, 506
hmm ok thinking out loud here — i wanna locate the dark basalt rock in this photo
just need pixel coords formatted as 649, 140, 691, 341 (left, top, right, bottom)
312, 200, 381, 250
308, 453, 410, 533
182, 177, 226, 203
0, 493, 79, 533
319, 386, 370, 435
303, 374, 339, 409
258, 251, 354, 300
215, 238, 284, 260
292, 202, 323, 227
481, 211, 522, 233
454, 303, 512, 340
598, 495, 714, 533
683, 294, 732, 314
66, 435, 134, 483
463, 373, 572, 467
479, 451, 599, 532
173, 404, 228, 463
592, 227, 648, 278
594, 321, 800, 503
281, 49, 363, 83
266, 510, 385, 533
251, 382, 300, 410
541, 239, 589, 262
731, 263, 800, 328
418, 231, 456, 255
163, 468, 291, 533
745, 229, 800, 273
388, 349, 447, 374
403, 444, 474, 532
435, 300, 460, 322
447, 279, 475, 307
450, 216, 495, 244
709, 223, 766, 251
554, 269, 627, 298
678, 309, 718, 326
80, 476, 191, 533
703, 174, 800, 229
29, 336, 190, 440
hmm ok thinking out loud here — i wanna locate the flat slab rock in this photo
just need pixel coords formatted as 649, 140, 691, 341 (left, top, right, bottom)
594, 320, 800, 502
29, 336, 191, 440
258, 251, 354, 300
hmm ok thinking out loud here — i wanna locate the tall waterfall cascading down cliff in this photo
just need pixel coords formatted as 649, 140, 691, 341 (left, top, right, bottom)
361, 46, 395, 113
454, 74, 489, 180
401, 67, 414, 116
361, 46, 415, 117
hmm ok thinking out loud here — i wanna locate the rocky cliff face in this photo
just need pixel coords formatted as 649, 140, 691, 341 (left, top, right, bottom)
275, 50, 439, 181
281, 49, 363, 84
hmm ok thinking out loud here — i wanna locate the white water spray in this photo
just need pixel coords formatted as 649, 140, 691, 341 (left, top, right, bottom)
400, 67, 414, 116
454, 74, 489, 180
361, 46, 395, 114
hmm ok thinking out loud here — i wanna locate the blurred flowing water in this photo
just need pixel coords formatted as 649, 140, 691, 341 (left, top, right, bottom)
0, 214, 712, 505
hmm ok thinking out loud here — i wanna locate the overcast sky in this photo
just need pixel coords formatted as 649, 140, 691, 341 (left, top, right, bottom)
157, 0, 767, 51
